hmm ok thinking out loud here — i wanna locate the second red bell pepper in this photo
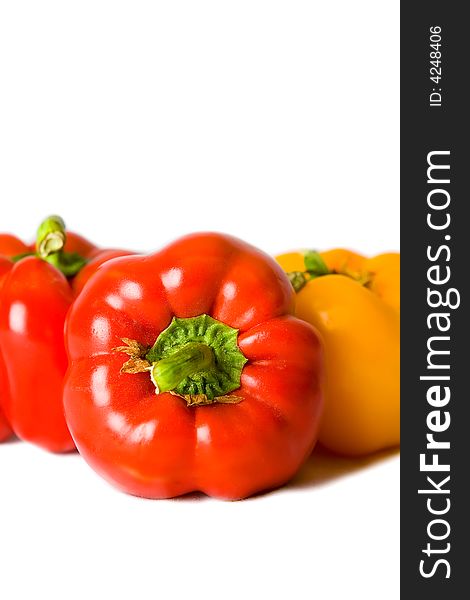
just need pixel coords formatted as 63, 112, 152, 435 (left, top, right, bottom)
0, 216, 133, 452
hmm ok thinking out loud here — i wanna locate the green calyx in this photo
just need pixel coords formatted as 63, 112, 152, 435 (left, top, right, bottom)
11, 252, 35, 263
43, 250, 88, 277
114, 315, 248, 406
34, 215, 87, 277
147, 315, 247, 401
304, 250, 330, 275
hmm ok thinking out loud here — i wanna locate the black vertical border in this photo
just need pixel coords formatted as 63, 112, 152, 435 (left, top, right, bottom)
401, 3, 467, 597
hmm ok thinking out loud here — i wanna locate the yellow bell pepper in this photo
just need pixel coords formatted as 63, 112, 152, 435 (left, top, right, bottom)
276, 249, 400, 456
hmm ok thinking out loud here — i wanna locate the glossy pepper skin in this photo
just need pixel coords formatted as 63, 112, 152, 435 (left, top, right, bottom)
64, 233, 323, 500
0, 218, 133, 452
276, 249, 399, 456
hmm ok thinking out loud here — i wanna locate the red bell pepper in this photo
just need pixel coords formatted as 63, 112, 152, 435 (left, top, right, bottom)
0, 216, 133, 452
64, 232, 323, 499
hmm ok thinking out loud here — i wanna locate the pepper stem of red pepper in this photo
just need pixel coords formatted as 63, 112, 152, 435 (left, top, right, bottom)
35, 215, 88, 277
287, 250, 372, 292
150, 342, 215, 394
36, 215, 67, 259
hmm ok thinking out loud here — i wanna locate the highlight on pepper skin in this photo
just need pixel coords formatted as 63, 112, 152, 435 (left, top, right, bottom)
276, 248, 400, 457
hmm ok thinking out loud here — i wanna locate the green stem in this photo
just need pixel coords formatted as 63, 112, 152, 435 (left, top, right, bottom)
287, 271, 310, 293
36, 215, 66, 259
151, 342, 215, 393
33, 215, 87, 277
303, 250, 330, 276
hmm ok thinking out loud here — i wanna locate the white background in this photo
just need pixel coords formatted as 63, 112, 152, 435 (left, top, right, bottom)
0, 2, 399, 599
